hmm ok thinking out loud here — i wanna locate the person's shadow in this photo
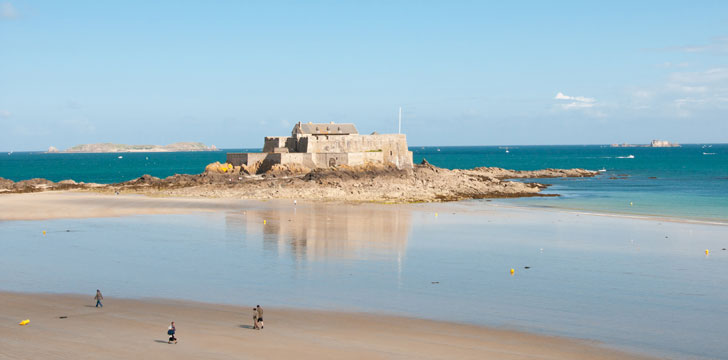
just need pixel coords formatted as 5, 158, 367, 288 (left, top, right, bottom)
239, 325, 257, 330
154, 340, 170, 344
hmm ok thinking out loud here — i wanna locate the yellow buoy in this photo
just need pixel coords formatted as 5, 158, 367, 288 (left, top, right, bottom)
18, 319, 29, 325
42, 231, 46, 235
263, 220, 266, 225
629, 202, 633, 206
510, 268, 515, 275
705, 249, 709, 255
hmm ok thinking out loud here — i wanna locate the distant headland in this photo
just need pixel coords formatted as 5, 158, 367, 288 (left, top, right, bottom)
47, 142, 218, 153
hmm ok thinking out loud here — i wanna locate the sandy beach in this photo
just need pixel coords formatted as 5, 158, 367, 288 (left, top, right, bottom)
0, 291, 653, 360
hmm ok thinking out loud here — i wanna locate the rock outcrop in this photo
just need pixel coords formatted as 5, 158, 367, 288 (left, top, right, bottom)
107, 162, 597, 202
0, 177, 94, 193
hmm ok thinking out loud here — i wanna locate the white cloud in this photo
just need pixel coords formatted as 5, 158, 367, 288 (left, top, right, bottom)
560, 101, 595, 109
0, 2, 17, 19
554, 92, 597, 111
554, 92, 595, 103
657, 68, 728, 117
627, 66, 728, 118
0, 110, 10, 118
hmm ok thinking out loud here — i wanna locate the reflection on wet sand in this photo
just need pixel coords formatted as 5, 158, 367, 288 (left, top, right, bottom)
225, 203, 411, 261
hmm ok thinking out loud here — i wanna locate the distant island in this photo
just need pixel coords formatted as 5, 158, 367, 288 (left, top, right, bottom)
48, 142, 218, 153
611, 139, 680, 148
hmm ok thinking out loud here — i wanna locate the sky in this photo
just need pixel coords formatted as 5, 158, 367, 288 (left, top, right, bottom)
1, 1, 727, 151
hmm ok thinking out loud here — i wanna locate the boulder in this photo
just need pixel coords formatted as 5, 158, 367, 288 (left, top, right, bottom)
204, 161, 234, 174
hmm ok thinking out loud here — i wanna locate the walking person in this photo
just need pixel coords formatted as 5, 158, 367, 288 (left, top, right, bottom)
94, 289, 103, 308
256, 305, 264, 329
252, 308, 260, 330
167, 322, 177, 344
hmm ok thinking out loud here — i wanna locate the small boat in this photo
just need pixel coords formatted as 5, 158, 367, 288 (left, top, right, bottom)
118, 155, 123, 159
505, 149, 510, 153
598, 168, 607, 172
436, 148, 441, 152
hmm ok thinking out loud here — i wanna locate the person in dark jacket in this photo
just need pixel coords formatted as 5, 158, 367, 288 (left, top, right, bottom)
167, 322, 177, 344
94, 290, 103, 308
256, 305, 264, 329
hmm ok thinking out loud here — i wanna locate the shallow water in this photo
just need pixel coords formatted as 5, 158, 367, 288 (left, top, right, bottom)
1, 203, 726, 359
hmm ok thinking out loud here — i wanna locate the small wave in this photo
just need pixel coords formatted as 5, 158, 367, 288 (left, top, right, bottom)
703, 152, 716, 155
616, 155, 635, 159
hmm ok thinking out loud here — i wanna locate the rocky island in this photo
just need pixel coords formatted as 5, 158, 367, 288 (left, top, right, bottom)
49, 142, 218, 153
610, 139, 680, 148
2, 123, 598, 202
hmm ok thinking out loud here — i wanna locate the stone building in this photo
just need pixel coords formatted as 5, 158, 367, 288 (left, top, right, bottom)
227, 122, 413, 169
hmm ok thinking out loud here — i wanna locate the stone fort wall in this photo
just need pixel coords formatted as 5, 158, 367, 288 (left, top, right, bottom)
228, 133, 413, 169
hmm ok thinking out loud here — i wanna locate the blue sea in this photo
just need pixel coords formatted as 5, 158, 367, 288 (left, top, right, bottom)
1, 144, 726, 222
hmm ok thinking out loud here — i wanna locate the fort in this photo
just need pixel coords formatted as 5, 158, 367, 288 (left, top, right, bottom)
226, 122, 414, 169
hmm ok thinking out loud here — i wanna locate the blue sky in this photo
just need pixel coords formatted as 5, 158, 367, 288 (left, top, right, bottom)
1, 1, 727, 150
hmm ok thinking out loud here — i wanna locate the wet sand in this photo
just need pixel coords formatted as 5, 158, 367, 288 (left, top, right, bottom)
0, 191, 243, 221
0, 292, 653, 360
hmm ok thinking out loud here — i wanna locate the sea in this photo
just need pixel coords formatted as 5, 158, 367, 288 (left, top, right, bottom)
1, 144, 726, 222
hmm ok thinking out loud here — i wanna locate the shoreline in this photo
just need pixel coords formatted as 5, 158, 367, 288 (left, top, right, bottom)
0, 290, 655, 360
1, 190, 725, 227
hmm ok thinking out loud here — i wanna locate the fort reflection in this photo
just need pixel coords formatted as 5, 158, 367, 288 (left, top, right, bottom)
224, 203, 411, 261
